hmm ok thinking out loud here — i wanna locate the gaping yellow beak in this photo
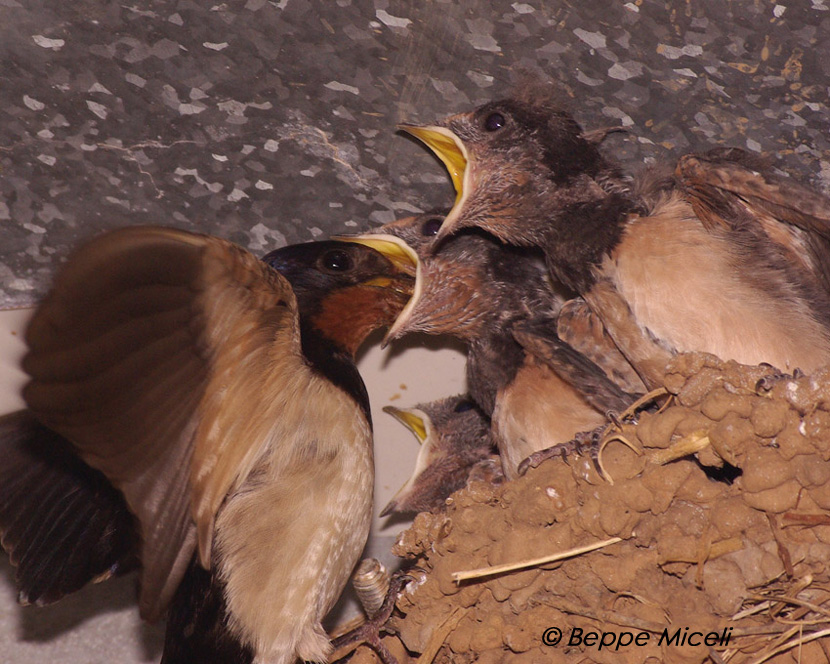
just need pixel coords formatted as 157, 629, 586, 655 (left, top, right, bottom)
382, 406, 428, 443
380, 405, 440, 517
399, 125, 468, 207
334, 233, 422, 344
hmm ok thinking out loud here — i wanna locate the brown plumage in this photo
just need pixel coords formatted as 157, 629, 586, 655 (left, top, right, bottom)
381, 395, 498, 516
0, 228, 414, 664
402, 90, 830, 386
345, 212, 640, 478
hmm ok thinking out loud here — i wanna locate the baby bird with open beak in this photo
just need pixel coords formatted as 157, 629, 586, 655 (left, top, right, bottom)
0, 227, 415, 664
401, 86, 830, 387
381, 395, 499, 516
344, 212, 641, 479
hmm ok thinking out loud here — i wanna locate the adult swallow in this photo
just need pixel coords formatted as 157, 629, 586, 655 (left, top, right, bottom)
380, 395, 498, 516
401, 92, 830, 386
0, 227, 415, 664
343, 212, 639, 479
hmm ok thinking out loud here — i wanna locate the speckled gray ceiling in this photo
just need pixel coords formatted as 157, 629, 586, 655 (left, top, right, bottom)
1, 0, 829, 307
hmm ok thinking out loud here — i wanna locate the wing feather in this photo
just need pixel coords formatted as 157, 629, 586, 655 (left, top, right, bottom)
0, 411, 139, 606
556, 297, 646, 395
677, 148, 830, 232
677, 149, 830, 294
21, 226, 300, 620
512, 318, 636, 415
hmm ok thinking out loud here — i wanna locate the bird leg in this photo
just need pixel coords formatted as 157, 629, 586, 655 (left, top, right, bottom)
329, 571, 412, 664
517, 424, 606, 476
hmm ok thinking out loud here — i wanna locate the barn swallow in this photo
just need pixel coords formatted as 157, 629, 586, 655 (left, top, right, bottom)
0, 227, 414, 664
343, 212, 639, 479
401, 92, 830, 384
380, 395, 498, 516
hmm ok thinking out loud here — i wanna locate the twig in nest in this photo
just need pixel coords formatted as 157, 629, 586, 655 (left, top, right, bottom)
738, 625, 801, 660
547, 597, 666, 634
765, 513, 794, 578
728, 624, 801, 637
733, 601, 774, 621
746, 594, 830, 622
708, 649, 727, 664
618, 386, 670, 421
732, 575, 810, 623
783, 513, 830, 527
746, 625, 830, 664
575, 387, 668, 484
659, 537, 743, 565
611, 591, 671, 624
452, 537, 622, 583
649, 430, 710, 465
414, 607, 468, 664
695, 522, 712, 588
734, 578, 830, 661
596, 431, 642, 485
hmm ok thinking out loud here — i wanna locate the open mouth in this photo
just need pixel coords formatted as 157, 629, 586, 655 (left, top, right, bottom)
399, 125, 472, 237
332, 233, 422, 343
382, 405, 428, 442
399, 125, 469, 206
380, 405, 433, 516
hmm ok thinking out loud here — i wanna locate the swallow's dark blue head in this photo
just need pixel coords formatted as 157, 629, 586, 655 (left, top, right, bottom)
262, 240, 413, 310
262, 240, 415, 358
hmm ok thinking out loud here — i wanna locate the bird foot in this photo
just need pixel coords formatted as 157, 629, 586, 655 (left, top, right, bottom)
329, 571, 412, 664
755, 366, 804, 394
517, 425, 605, 476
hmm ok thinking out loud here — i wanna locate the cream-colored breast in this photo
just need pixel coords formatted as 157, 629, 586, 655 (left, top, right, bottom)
603, 195, 830, 373
493, 360, 606, 480
213, 371, 373, 664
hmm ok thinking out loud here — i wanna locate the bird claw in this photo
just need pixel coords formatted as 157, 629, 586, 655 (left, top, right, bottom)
329, 571, 412, 664
606, 410, 624, 429
755, 366, 804, 394
517, 427, 604, 476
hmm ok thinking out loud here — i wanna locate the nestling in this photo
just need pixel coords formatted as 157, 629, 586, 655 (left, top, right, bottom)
402, 87, 830, 386
344, 212, 639, 479
381, 395, 499, 516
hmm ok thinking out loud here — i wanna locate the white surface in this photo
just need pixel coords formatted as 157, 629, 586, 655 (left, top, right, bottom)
0, 309, 27, 414
0, 307, 467, 661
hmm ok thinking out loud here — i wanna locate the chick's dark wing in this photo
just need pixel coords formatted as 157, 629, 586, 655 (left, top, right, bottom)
556, 298, 646, 395
677, 148, 830, 290
512, 318, 636, 415
21, 227, 300, 621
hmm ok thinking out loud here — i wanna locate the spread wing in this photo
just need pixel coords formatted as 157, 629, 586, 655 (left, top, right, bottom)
21, 226, 300, 621
677, 148, 830, 293
0, 410, 139, 606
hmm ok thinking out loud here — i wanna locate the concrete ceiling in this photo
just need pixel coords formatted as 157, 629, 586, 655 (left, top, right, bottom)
2, 0, 829, 308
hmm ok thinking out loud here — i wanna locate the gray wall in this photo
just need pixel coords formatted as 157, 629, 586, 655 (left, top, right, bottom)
2, 0, 829, 307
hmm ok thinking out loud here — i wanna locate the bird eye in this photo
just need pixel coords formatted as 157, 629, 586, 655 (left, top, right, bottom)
454, 400, 475, 413
484, 112, 506, 132
322, 249, 353, 272
421, 218, 443, 236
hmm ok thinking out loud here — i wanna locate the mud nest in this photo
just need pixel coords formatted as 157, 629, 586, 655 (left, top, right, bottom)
350, 353, 830, 664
